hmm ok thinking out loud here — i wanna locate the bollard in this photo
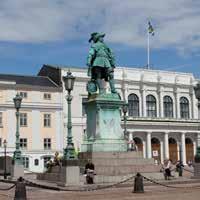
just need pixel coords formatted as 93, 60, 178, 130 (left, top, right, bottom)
133, 173, 144, 193
14, 177, 27, 200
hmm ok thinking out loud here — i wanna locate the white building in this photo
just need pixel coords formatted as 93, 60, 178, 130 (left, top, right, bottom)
39, 64, 200, 165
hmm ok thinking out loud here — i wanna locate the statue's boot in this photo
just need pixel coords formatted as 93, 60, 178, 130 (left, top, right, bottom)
96, 79, 104, 94
109, 79, 117, 93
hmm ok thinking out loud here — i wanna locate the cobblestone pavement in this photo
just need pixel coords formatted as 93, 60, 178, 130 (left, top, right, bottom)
0, 182, 200, 200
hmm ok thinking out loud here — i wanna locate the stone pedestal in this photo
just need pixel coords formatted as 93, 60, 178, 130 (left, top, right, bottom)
58, 160, 80, 186
11, 164, 24, 179
82, 93, 127, 152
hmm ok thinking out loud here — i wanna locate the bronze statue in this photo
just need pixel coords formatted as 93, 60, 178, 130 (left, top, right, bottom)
87, 32, 117, 95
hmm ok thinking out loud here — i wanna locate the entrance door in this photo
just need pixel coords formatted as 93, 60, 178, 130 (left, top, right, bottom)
133, 137, 143, 152
151, 138, 161, 164
169, 138, 178, 164
186, 138, 194, 163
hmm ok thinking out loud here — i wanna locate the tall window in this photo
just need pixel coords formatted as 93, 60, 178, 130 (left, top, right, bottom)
44, 93, 51, 100
0, 138, 2, 147
44, 114, 51, 127
44, 138, 51, 150
128, 94, 139, 117
82, 97, 88, 116
20, 113, 27, 126
22, 157, 29, 169
19, 92, 27, 99
163, 96, 173, 118
146, 95, 157, 117
0, 112, 2, 126
20, 138, 27, 149
180, 97, 189, 119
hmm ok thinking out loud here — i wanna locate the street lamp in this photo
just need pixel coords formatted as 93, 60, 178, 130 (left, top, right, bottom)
122, 103, 128, 150
13, 93, 22, 164
63, 70, 76, 160
3, 139, 7, 179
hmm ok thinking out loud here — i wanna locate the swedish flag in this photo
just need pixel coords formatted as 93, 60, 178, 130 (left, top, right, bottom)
148, 21, 155, 36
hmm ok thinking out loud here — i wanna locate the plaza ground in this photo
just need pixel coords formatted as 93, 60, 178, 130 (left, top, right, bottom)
0, 181, 200, 200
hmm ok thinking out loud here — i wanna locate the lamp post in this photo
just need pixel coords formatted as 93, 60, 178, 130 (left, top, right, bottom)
63, 70, 76, 160
3, 139, 7, 179
122, 103, 128, 150
13, 93, 22, 164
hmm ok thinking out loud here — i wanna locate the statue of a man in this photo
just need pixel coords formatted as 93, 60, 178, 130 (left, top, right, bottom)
87, 32, 117, 94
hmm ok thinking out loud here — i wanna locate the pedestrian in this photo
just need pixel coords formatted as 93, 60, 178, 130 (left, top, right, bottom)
84, 159, 95, 184
176, 160, 184, 177
162, 159, 171, 180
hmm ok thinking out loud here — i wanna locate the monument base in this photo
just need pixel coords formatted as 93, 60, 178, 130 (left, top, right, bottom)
11, 164, 24, 179
81, 139, 127, 152
58, 166, 80, 186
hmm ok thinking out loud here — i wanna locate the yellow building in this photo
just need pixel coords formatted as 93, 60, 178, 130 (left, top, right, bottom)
0, 74, 63, 172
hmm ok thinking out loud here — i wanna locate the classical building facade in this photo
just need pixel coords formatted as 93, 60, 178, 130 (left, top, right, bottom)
39, 65, 200, 165
0, 74, 63, 172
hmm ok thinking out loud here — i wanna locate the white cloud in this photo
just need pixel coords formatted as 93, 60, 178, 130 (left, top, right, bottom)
0, 0, 200, 55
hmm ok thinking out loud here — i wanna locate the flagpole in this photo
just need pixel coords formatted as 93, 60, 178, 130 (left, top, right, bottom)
147, 29, 150, 69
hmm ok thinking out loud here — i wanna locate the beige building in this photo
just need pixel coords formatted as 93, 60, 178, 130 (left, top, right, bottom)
0, 74, 63, 172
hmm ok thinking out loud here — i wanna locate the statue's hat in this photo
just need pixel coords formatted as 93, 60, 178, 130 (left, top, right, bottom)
89, 32, 105, 42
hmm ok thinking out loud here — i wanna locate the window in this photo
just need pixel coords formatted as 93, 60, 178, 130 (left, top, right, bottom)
82, 97, 88, 116
44, 138, 51, 150
0, 112, 2, 126
44, 114, 51, 127
34, 159, 39, 166
180, 97, 189, 119
43, 156, 51, 168
163, 96, 173, 118
128, 94, 139, 117
0, 138, 2, 147
20, 113, 27, 126
20, 138, 27, 149
44, 93, 51, 100
19, 92, 27, 99
146, 95, 157, 117
22, 157, 29, 169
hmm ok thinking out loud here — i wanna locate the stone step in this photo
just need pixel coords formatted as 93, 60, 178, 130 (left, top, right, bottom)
37, 172, 60, 182
79, 151, 143, 159
80, 172, 174, 184
94, 164, 161, 175
92, 158, 155, 166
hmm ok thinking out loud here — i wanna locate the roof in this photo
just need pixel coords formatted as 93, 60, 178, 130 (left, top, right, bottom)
0, 74, 59, 88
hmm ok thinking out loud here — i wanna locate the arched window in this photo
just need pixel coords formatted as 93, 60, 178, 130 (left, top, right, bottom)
128, 94, 139, 117
180, 97, 189, 119
146, 95, 157, 117
163, 96, 173, 118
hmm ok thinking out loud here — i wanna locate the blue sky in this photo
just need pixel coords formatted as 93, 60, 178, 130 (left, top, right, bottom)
0, 0, 200, 77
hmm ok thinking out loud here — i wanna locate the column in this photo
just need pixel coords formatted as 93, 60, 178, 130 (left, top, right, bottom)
197, 133, 200, 147
143, 141, 146, 158
160, 141, 164, 164
146, 132, 152, 158
129, 132, 133, 150
190, 91, 194, 119
158, 89, 162, 118
140, 88, 146, 117
164, 132, 169, 159
193, 141, 197, 157
181, 132, 186, 165
174, 88, 179, 118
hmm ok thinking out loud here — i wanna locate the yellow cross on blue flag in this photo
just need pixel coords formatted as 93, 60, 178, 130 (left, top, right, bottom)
148, 21, 155, 36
